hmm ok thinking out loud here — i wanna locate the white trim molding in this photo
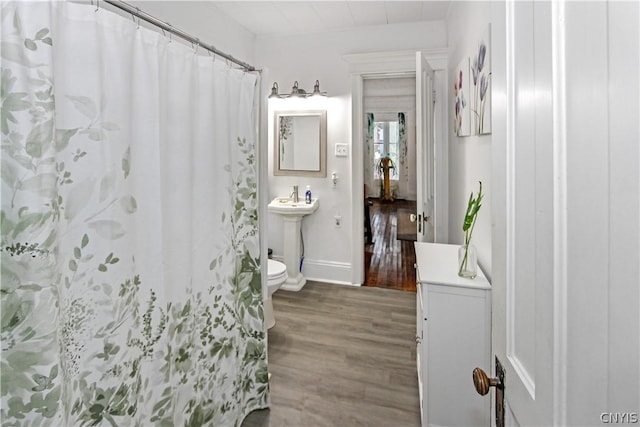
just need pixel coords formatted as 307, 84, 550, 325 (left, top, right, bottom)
271, 256, 355, 287
343, 48, 448, 74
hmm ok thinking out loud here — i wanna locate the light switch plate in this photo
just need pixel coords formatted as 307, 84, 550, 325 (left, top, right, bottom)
335, 143, 348, 157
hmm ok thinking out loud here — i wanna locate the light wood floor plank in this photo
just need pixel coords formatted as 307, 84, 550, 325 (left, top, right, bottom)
242, 281, 420, 427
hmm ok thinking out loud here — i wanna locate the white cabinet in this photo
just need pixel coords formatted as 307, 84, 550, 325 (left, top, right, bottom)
414, 243, 491, 427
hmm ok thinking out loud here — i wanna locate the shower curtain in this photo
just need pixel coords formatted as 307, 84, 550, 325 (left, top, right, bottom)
1, 2, 267, 426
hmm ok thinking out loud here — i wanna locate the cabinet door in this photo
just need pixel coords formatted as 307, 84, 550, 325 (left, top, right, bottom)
416, 283, 425, 424
426, 284, 490, 426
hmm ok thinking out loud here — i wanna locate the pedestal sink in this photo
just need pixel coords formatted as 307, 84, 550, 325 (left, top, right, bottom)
268, 197, 319, 291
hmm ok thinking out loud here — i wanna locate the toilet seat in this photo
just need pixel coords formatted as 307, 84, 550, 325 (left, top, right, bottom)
267, 259, 287, 287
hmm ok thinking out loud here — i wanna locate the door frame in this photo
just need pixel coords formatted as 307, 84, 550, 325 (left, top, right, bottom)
416, 51, 435, 243
343, 49, 449, 285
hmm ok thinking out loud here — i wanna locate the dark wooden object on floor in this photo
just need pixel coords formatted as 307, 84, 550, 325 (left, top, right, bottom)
242, 281, 420, 427
364, 198, 373, 244
364, 199, 417, 292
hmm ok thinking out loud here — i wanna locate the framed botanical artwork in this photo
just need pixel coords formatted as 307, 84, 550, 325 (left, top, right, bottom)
471, 24, 491, 135
453, 57, 471, 137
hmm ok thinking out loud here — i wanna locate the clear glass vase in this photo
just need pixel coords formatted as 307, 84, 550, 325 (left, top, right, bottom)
458, 243, 478, 279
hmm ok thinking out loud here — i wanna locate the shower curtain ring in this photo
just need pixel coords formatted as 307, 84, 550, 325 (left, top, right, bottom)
193, 39, 200, 54
134, 7, 141, 29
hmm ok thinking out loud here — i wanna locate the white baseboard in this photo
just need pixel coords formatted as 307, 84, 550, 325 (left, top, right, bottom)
271, 256, 356, 286
305, 277, 361, 287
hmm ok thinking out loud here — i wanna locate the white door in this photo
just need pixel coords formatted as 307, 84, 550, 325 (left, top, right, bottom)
489, 1, 639, 426
415, 52, 435, 243
489, 1, 555, 424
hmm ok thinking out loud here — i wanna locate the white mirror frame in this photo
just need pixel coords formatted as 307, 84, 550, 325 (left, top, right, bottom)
273, 110, 327, 177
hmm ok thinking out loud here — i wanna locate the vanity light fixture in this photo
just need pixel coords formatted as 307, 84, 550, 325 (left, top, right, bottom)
268, 80, 327, 99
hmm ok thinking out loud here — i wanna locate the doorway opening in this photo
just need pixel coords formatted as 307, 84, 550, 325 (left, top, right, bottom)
362, 77, 417, 291
344, 49, 448, 287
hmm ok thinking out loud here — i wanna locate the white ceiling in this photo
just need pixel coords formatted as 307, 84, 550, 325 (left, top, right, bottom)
211, 1, 451, 37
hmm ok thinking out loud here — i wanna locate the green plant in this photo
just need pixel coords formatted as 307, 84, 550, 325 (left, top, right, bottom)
459, 181, 483, 276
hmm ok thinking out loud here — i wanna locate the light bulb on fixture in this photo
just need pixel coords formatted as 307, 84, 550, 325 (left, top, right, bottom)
290, 81, 306, 97
268, 82, 280, 99
312, 80, 323, 97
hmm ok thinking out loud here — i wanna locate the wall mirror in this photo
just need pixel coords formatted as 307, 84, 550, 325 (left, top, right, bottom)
274, 110, 327, 177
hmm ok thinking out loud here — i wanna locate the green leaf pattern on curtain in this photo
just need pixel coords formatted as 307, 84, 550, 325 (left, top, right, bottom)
1, 3, 267, 426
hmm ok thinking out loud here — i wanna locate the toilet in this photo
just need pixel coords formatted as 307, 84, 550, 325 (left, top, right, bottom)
265, 259, 288, 329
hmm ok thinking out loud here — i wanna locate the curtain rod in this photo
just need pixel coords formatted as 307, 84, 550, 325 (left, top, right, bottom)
101, 0, 258, 72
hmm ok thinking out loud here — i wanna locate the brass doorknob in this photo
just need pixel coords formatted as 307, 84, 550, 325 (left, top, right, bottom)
473, 367, 502, 396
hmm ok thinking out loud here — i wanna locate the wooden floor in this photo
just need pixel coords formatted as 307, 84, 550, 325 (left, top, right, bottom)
364, 199, 417, 292
242, 281, 420, 427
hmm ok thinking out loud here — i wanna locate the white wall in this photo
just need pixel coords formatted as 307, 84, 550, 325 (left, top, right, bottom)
257, 21, 447, 284
446, 2, 493, 280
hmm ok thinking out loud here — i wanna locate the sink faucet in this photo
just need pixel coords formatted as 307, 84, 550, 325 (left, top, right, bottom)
290, 185, 299, 203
